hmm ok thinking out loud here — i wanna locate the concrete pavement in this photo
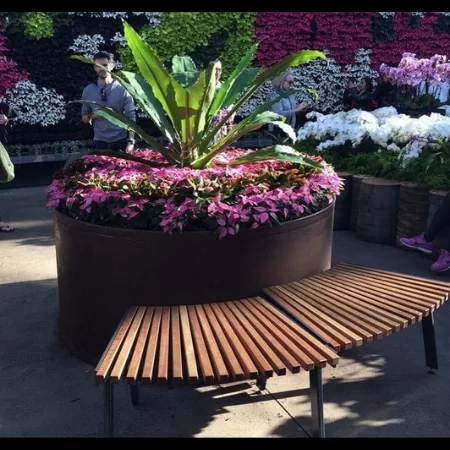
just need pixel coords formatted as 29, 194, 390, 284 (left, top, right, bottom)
1, 186, 450, 437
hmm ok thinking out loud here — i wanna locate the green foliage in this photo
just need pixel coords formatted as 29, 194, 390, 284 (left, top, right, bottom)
116, 12, 256, 77
73, 21, 325, 169
22, 12, 54, 39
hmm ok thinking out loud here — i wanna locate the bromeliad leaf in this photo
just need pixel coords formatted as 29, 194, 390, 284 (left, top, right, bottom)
228, 145, 323, 169
271, 121, 297, 143
72, 100, 179, 164
171, 55, 200, 88
123, 20, 182, 130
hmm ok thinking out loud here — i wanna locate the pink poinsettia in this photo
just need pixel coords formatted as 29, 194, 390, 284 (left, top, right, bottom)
46, 148, 342, 238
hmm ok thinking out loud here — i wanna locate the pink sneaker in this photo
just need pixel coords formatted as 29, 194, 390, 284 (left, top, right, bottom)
400, 232, 433, 254
431, 249, 450, 273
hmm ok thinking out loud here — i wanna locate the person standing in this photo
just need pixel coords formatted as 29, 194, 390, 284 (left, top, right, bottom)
0, 101, 15, 232
400, 193, 450, 273
81, 51, 136, 151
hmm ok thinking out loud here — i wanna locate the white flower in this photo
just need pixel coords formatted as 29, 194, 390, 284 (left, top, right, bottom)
69, 34, 105, 60
2, 80, 66, 126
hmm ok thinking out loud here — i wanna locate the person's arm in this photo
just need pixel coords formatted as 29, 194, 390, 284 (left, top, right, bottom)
123, 92, 136, 146
81, 87, 98, 124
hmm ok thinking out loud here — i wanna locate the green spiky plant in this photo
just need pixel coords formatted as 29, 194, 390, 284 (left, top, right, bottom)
71, 20, 326, 170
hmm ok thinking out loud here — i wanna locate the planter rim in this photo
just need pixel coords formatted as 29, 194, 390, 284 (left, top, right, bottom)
54, 197, 335, 240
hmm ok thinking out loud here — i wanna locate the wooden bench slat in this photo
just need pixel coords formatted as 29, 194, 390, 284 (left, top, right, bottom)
195, 305, 230, 384
282, 283, 381, 340
240, 298, 315, 371
202, 304, 245, 381
225, 301, 287, 376
319, 270, 427, 318
337, 263, 450, 296
141, 307, 163, 382
157, 307, 171, 384
250, 297, 339, 367
209, 303, 258, 379
110, 306, 146, 383
126, 307, 154, 384
179, 305, 199, 384
339, 262, 450, 289
171, 307, 183, 384
217, 302, 274, 377
187, 305, 215, 384
265, 286, 353, 350
305, 277, 404, 332
296, 280, 393, 337
325, 270, 437, 312
235, 299, 304, 373
318, 272, 420, 324
333, 266, 445, 306
96, 306, 139, 384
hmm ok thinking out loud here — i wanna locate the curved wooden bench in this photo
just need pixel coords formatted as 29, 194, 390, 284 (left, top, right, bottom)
95, 296, 339, 438
264, 262, 450, 366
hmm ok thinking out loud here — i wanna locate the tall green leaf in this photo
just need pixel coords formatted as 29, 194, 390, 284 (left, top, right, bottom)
72, 100, 179, 165
197, 87, 298, 157
191, 111, 286, 168
171, 55, 200, 88
192, 61, 219, 144
207, 44, 257, 121
123, 20, 182, 130
120, 71, 177, 143
228, 145, 323, 169
199, 50, 325, 154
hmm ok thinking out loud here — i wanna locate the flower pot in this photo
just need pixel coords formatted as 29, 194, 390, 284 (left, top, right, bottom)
55, 201, 335, 364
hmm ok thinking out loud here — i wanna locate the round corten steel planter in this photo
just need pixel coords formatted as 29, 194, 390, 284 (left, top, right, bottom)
55, 201, 335, 364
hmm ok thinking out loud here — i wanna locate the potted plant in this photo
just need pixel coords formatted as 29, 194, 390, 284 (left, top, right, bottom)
47, 21, 342, 363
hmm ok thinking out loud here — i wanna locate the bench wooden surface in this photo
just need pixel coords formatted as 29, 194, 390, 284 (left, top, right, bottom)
95, 296, 339, 386
264, 262, 450, 352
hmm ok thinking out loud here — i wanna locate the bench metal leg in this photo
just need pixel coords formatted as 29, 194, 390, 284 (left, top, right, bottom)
104, 382, 114, 438
422, 313, 438, 372
256, 374, 267, 390
309, 368, 325, 438
130, 384, 139, 406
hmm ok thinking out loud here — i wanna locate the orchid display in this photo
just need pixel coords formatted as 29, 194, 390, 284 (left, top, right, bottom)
298, 107, 450, 159
379, 53, 450, 110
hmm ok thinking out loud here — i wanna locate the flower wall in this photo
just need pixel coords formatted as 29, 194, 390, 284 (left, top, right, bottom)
2, 12, 450, 151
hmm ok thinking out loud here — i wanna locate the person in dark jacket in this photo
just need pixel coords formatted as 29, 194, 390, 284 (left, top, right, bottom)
343, 76, 374, 111
373, 76, 396, 108
0, 101, 15, 232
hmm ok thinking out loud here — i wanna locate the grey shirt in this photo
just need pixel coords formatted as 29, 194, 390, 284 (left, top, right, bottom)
270, 91, 297, 128
81, 80, 136, 143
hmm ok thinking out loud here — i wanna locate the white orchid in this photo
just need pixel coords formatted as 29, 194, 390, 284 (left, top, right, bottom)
298, 107, 450, 158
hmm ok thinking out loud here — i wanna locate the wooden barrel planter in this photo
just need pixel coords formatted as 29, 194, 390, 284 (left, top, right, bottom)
350, 174, 373, 233
356, 178, 400, 245
334, 172, 353, 231
396, 182, 430, 247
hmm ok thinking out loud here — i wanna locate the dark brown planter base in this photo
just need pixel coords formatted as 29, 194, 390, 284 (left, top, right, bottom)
55, 201, 335, 364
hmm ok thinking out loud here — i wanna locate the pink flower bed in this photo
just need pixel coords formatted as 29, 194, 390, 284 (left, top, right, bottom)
46, 149, 342, 238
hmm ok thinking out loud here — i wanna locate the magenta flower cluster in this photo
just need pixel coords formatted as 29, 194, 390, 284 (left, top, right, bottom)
380, 52, 450, 88
46, 149, 342, 238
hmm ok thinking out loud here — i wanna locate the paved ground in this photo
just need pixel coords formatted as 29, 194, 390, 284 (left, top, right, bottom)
1, 186, 450, 437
